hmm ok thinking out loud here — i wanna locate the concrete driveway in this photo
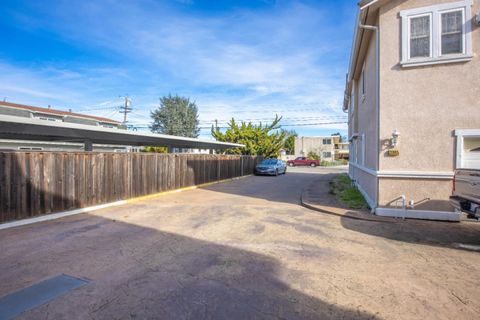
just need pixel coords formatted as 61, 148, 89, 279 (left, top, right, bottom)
1, 166, 480, 319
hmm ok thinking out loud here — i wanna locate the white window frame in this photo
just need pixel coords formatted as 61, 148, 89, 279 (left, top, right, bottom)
406, 12, 433, 60
455, 129, 480, 169
439, 8, 466, 56
400, 0, 473, 67
18, 147, 44, 151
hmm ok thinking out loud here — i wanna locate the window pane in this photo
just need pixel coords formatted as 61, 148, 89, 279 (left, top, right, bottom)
410, 15, 430, 58
441, 11, 463, 55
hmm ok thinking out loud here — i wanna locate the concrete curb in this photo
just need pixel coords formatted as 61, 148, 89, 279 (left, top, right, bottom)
0, 174, 253, 231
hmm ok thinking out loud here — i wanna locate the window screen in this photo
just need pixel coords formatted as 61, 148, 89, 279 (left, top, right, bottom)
441, 10, 463, 55
410, 15, 430, 58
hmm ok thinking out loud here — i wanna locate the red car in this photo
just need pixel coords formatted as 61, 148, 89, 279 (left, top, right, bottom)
286, 157, 320, 167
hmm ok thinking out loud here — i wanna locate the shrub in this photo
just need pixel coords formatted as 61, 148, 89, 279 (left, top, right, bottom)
307, 151, 320, 160
142, 146, 169, 153
320, 160, 346, 166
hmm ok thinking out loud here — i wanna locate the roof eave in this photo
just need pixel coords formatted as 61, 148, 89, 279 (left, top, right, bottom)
343, 0, 384, 111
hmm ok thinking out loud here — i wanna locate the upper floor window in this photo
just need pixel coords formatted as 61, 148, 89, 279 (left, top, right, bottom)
322, 138, 332, 145
400, 0, 472, 67
38, 116, 61, 122
409, 14, 431, 58
18, 147, 43, 151
441, 10, 463, 55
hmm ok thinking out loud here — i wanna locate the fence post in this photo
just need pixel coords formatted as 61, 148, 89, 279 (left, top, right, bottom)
241, 156, 244, 176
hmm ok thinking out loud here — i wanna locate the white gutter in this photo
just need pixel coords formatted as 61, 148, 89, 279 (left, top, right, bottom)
359, 0, 380, 11
344, 0, 381, 102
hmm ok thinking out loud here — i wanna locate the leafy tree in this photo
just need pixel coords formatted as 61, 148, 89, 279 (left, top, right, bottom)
307, 151, 320, 160
211, 115, 286, 158
282, 129, 297, 155
150, 94, 200, 138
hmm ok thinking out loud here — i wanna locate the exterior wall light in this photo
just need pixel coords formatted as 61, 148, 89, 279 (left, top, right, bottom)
391, 129, 400, 147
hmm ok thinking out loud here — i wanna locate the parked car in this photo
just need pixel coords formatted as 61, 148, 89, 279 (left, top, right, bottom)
254, 159, 287, 176
286, 157, 320, 167
450, 169, 480, 219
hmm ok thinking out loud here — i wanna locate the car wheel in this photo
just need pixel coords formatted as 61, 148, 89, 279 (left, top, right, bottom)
310, 163, 316, 167
288, 163, 294, 167
275, 169, 279, 176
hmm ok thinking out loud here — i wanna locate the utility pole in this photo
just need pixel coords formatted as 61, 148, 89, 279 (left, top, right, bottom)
119, 96, 132, 124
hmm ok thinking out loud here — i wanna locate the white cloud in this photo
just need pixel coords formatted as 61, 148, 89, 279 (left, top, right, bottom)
1, 0, 353, 135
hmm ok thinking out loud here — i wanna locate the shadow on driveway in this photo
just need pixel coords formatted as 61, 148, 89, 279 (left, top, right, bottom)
341, 216, 480, 250
0, 215, 377, 319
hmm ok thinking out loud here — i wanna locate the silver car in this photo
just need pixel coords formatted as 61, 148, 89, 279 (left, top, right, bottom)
254, 159, 287, 176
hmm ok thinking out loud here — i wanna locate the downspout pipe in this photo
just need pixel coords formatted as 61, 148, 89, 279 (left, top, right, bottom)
358, 22, 380, 210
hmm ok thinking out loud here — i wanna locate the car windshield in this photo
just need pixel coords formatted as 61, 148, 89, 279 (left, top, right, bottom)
260, 159, 277, 165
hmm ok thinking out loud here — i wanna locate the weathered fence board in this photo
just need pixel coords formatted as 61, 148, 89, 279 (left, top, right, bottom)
0, 152, 262, 223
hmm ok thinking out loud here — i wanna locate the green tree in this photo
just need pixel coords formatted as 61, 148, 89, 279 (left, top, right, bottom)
142, 146, 168, 153
150, 94, 200, 138
282, 129, 297, 155
211, 115, 286, 158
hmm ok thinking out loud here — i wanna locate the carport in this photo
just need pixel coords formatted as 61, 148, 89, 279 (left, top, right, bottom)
0, 115, 242, 151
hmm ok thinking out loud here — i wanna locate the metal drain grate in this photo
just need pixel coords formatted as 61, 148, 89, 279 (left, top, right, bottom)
0, 274, 88, 320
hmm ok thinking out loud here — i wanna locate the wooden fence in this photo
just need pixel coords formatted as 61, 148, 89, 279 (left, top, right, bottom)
0, 152, 262, 223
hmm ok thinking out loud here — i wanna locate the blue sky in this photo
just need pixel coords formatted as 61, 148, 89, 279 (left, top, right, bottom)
0, 0, 356, 138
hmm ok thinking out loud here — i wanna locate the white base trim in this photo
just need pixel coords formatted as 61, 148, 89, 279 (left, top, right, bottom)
350, 162, 377, 176
376, 207, 460, 221
0, 200, 127, 231
377, 171, 453, 179
349, 163, 453, 179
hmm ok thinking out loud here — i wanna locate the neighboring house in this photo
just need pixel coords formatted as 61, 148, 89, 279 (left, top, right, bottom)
0, 101, 124, 128
343, 0, 480, 220
0, 101, 133, 152
294, 136, 340, 161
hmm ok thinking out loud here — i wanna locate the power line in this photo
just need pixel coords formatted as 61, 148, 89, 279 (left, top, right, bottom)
126, 121, 347, 130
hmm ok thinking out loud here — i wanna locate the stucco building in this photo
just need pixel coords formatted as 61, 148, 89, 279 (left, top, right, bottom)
343, 0, 480, 220
0, 101, 134, 152
294, 135, 350, 161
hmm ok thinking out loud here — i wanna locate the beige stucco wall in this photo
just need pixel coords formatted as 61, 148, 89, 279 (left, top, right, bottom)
375, 0, 480, 206
379, 0, 480, 172
379, 178, 452, 206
